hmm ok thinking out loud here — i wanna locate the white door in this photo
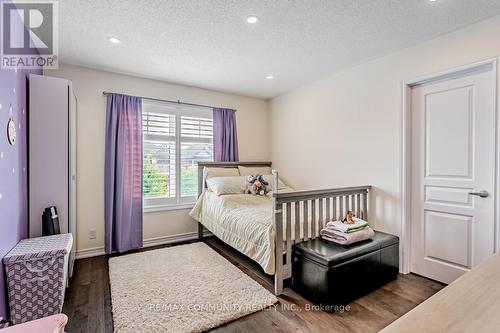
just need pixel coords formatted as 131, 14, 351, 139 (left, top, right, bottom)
411, 64, 496, 284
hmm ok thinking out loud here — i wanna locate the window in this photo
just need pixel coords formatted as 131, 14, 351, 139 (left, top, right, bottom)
142, 100, 213, 208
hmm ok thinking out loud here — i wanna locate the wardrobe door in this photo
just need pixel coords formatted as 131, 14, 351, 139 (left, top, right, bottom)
29, 74, 69, 237
68, 83, 77, 277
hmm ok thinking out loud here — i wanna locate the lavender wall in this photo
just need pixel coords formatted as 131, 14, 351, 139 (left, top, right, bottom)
0, 66, 41, 321
0, 0, 43, 320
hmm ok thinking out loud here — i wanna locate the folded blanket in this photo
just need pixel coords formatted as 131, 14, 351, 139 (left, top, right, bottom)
326, 218, 368, 233
321, 226, 375, 246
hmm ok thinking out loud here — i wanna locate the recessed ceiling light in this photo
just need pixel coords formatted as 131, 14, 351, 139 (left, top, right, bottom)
429, 0, 437, 2
246, 16, 259, 24
108, 37, 120, 44
266, 75, 274, 80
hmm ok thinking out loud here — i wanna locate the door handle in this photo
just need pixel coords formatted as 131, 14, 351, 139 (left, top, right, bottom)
469, 190, 489, 198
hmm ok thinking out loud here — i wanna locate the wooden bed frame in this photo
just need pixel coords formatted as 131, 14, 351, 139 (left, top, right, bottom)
197, 161, 371, 295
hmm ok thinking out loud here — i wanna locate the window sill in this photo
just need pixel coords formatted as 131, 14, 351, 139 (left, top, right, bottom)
143, 203, 195, 213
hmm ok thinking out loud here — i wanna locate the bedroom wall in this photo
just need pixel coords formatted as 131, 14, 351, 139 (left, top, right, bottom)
0, 0, 42, 318
0, 68, 41, 319
44, 63, 270, 255
270, 14, 500, 238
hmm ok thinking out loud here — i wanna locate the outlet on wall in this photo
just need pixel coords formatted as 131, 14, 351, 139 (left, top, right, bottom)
89, 229, 96, 240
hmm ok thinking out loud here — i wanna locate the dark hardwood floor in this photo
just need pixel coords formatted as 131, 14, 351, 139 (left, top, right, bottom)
62, 237, 444, 333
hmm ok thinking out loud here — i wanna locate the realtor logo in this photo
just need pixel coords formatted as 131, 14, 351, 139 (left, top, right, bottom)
1, 0, 58, 69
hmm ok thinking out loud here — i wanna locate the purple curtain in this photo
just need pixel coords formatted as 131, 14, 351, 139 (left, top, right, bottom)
213, 108, 239, 161
104, 93, 143, 254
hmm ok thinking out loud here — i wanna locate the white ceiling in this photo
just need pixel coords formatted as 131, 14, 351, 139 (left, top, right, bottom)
59, 0, 500, 99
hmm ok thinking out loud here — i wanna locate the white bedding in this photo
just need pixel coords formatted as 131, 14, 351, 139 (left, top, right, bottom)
190, 191, 290, 274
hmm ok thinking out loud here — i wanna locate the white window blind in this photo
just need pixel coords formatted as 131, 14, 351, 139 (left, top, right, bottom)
142, 100, 213, 208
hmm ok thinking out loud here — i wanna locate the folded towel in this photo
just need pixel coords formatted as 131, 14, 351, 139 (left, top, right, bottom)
326, 218, 368, 233
321, 226, 375, 245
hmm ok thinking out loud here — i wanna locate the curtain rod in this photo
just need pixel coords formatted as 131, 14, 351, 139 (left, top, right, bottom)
102, 91, 234, 111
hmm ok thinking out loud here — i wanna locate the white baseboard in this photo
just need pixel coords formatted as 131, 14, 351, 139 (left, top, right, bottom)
75, 246, 105, 259
142, 230, 212, 248
75, 230, 213, 259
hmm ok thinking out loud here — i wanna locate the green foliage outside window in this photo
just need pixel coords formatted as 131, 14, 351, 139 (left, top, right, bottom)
181, 166, 197, 197
143, 154, 169, 197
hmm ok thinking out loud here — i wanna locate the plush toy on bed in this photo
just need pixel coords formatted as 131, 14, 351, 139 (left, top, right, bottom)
342, 210, 356, 224
245, 174, 270, 196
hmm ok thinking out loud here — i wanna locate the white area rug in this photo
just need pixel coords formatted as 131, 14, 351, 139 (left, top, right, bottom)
109, 242, 277, 333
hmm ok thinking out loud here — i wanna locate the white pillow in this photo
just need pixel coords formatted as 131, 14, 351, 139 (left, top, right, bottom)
238, 166, 272, 176
261, 174, 290, 191
206, 176, 247, 196
203, 167, 240, 179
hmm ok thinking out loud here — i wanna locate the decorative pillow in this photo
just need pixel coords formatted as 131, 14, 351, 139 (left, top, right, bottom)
206, 176, 247, 196
238, 166, 272, 176
203, 167, 240, 180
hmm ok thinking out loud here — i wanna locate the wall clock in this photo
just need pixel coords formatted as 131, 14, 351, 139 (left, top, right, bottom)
7, 117, 16, 145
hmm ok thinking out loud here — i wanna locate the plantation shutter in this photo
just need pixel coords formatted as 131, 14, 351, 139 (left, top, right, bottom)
142, 100, 213, 208
180, 115, 213, 198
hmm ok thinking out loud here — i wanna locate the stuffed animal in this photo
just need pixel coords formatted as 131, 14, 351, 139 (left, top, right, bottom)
342, 210, 355, 224
245, 174, 270, 196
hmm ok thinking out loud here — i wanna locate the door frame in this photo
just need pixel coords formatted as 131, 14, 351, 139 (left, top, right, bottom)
400, 57, 500, 274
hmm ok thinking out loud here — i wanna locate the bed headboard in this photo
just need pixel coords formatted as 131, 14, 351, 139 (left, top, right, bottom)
197, 161, 272, 196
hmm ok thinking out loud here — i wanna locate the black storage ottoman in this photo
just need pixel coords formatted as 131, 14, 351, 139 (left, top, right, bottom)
292, 231, 399, 307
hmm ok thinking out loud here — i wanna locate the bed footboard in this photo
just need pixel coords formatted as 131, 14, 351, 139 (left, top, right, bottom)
272, 171, 371, 295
